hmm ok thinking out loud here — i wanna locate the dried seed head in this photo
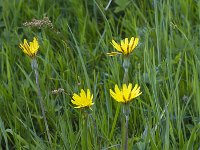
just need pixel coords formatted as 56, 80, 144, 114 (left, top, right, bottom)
51, 88, 65, 94
23, 17, 53, 29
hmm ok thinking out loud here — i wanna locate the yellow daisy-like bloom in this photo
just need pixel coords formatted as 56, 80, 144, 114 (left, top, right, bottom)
19, 37, 39, 58
107, 37, 139, 56
110, 83, 142, 103
71, 89, 94, 108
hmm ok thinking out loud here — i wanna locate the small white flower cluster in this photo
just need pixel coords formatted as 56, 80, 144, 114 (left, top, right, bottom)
51, 88, 64, 94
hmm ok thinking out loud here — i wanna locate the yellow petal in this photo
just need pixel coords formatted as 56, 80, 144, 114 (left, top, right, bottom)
80, 89, 86, 98
111, 40, 122, 52
24, 39, 28, 45
19, 37, 39, 58
122, 84, 130, 100
125, 38, 128, 46
121, 39, 125, 46
86, 89, 91, 99
90, 95, 93, 102
130, 38, 139, 50
121, 39, 128, 54
71, 89, 94, 108
129, 37, 135, 51
110, 89, 116, 99
114, 85, 121, 93
110, 88, 123, 102
130, 84, 141, 99
107, 52, 121, 56
110, 83, 142, 104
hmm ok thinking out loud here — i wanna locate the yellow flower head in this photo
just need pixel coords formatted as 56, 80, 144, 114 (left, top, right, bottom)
19, 37, 39, 58
110, 83, 142, 103
107, 37, 139, 56
71, 89, 94, 108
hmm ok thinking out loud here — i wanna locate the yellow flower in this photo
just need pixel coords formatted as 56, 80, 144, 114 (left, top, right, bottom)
107, 37, 139, 56
71, 89, 94, 108
19, 37, 39, 58
110, 83, 142, 103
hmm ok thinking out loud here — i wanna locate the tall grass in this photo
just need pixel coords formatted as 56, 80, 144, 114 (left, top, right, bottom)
0, 0, 200, 149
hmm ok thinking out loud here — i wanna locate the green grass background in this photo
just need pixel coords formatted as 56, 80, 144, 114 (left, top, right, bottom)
0, 0, 200, 149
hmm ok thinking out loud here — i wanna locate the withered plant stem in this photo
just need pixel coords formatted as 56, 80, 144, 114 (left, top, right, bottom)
31, 59, 52, 144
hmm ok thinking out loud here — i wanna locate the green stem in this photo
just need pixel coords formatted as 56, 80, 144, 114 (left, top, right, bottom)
31, 58, 51, 144
123, 105, 130, 150
81, 111, 88, 150
123, 57, 130, 84
122, 57, 130, 149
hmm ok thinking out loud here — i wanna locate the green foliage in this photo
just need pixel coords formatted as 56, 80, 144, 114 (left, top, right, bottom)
0, 0, 200, 149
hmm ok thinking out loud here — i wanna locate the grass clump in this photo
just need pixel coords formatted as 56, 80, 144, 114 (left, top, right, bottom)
0, 0, 200, 149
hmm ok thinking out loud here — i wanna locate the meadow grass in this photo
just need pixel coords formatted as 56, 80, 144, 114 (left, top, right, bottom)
0, 0, 200, 149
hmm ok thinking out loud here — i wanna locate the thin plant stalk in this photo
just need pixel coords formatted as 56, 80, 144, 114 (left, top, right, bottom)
81, 110, 88, 150
122, 57, 130, 150
123, 105, 130, 150
105, 0, 112, 10
123, 57, 130, 84
124, 115, 129, 150
31, 58, 51, 144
